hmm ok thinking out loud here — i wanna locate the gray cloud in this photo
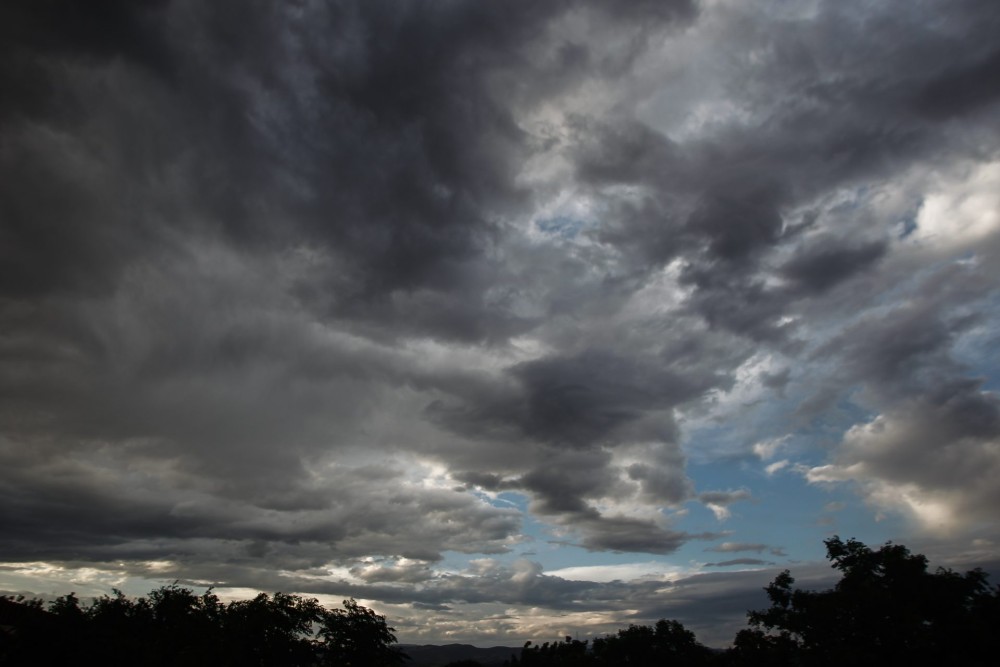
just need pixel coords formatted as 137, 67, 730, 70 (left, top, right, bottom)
705, 542, 786, 557
698, 489, 753, 520
808, 380, 1000, 529
779, 238, 887, 295
705, 558, 773, 568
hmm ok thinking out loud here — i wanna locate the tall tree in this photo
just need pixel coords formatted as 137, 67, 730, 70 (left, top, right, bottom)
316, 597, 407, 666
735, 536, 1000, 667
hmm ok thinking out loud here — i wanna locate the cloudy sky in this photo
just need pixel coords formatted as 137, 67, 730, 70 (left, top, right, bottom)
2, 0, 1000, 648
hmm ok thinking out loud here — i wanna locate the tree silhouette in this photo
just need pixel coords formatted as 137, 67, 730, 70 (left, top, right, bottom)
316, 597, 408, 666
511, 636, 592, 666
591, 619, 712, 666
221, 591, 322, 666
735, 536, 1000, 667
509, 619, 712, 666
0, 585, 406, 667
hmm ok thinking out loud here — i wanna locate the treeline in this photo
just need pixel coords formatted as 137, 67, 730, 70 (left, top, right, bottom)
510, 618, 711, 666
0, 587, 404, 666
2, 537, 999, 667
510, 536, 1000, 667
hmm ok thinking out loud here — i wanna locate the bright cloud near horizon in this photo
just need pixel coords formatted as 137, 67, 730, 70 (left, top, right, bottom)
2, 0, 1000, 648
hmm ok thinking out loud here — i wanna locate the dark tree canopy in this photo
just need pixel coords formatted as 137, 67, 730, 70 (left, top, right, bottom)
0, 584, 405, 667
508, 537, 999, 666
317, 597, 407, 666
590, 619, 713, 666
732, 536, 1000, 667
509, 636, 592, 666
508, 619, 712, 666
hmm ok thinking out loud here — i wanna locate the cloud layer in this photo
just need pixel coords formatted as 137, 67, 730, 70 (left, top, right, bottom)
2, 0, 999, 646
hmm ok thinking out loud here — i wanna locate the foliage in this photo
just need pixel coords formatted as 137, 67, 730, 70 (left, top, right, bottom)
317, 597, 407, 666
733, 535, 1000, 667
591, 619, 713, 666
510, 636, 592, 666
0, 585, 404, 667
507, 536, 999, 666
509, 621, 712, 666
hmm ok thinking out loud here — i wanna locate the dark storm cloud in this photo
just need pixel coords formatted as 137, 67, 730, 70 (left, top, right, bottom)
0, 0, 171, 65
628, 456, 693, 505
574, 0, 1000, 349
428, 345, 722, 464
912, 46, 1000, 120
816, 297, 981, 393
0, 450, 522, 564
687, 181, 785, 263
519, 449, 618, 515
575, 119, 687, 192
780, 238, 887, 295
218, 0, 696, 337
0, 0, 174, 130
430, 347, 713, 550
0, 0, 709, 572
511, 349, 711, 447
680, 268, 789, 342
574, 517, 713, 555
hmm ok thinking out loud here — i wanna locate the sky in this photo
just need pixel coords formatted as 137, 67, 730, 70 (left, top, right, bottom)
2, 0, 1000, 649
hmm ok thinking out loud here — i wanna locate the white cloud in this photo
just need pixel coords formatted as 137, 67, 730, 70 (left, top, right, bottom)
807, 389, 1000, 533
764, 459, 790, 476
546, 561, 689, 583
910, 161, 1000, 253
753, 436, 790, 461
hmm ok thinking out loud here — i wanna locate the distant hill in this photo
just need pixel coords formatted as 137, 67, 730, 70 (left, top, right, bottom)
400, 643, 522, 666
